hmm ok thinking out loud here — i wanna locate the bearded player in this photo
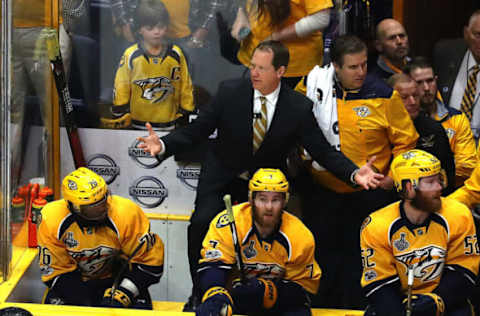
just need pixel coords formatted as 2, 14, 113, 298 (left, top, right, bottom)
196, 168, 321, 316
38, 167, 164, 308
360, 149, 480, 316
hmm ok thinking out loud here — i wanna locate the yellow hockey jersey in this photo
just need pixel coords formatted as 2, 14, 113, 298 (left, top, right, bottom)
433, 99, 477, 184
113, 43, 194, 126
449, 163, 480, 210
38, 195, 164, 286
296, 74, 418, 193
199, 202, 321, 294
360, 198, 479, 298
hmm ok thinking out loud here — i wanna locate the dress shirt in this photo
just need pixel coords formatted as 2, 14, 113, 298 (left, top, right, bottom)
253, 83, 281, 130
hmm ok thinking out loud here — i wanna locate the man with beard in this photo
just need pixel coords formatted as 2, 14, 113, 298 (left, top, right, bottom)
405, 57, 478, 188
388, 73, 455, 195
360, 149, 480, 316
195, 168, 320, 316
38, 167, 164, 308
370, 18, 410, 81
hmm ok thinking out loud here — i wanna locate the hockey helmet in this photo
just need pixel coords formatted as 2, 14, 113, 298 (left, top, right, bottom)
62, 167, 109, 222
391, 149, 442, 192
249, 168, 289, 202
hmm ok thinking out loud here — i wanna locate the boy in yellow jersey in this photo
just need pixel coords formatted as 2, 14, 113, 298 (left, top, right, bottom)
361, 150, 479, 316
38, 168, 164, 308
105, 0, 194, 130
196, 169, 321, 316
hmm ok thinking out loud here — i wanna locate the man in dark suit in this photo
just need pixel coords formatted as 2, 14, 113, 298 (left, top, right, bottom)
137, 40, 383, 311
433, 10, 480, 139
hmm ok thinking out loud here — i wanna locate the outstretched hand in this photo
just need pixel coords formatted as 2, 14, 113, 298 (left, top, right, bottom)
137, 122, 163, 156
355, 156, 384, 190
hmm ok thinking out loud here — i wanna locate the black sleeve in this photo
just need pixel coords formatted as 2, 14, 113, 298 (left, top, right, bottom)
300, 102, 358, 183
273, 279, 312, 311
365, 279, 404, 316
198, 262, 230, 295
161, 82, 224, 156
123, 262, 164, 290
49, 270, 93, 305
433, 265, 476, 309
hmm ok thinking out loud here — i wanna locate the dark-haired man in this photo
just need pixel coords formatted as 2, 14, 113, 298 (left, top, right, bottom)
138, 40, 383, 310
405, 56, 477, 187
296, 35, 418, 308
388, 73, 455, 195
370, 18, 410, 80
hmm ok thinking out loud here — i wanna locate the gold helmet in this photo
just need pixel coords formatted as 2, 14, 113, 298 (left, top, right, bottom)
249, 168, 289, 202
62, 167, 109, 222
391, 149, 442, 192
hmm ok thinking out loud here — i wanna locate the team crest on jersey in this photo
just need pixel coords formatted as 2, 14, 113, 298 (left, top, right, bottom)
216, 214, 230, 228
243, 240, 257, 259
419, 135, 435, 148
40, 265, 54, 276
395, 245, 446, 282
353, 106, 371, 118
69, 246, 116, 277
364, 269, 377, 281
445, 128, 455, 139
244, 262, 285, 279
63, 232, 79, 248
393, 233, 410, 251
134, 76, 174, 103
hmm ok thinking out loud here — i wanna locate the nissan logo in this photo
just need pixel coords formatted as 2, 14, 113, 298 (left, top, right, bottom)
86, 154, 120, 184
129, 176, 168, 208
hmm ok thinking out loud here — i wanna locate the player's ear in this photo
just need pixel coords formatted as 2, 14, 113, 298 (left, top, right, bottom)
404, 181, 415, 199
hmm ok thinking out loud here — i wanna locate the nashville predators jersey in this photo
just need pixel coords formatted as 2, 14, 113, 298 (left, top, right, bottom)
449, 163, 480, 209
199, 202, 321, 294
113, 42, 194, 126
296, 74, 418, 193
360, 198, 479, 298
433, 101, 477, 183
37, 195, 164, 287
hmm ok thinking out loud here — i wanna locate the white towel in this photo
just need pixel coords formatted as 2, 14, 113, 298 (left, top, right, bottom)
305, 63, 340, 171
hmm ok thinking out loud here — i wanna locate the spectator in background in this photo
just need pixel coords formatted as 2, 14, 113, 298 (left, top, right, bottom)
370, 18, 410, 81
433, 10, 480, 138
295, 35, 418, 309
405, 57, 478, 188
388, 73, 455, 195
102, 0, 194, 130
237, 0, 333, 88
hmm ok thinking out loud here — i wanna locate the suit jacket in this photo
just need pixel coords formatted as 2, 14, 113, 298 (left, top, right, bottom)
161, 78, 358, 197
433, 38, 468, 106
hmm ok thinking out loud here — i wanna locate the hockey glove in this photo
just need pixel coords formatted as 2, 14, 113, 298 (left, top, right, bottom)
231, 277, 278, 312
100, 113, 131, 129
196, 286, 233, 316
101, 286, 135, 308
402, 293, 445, 316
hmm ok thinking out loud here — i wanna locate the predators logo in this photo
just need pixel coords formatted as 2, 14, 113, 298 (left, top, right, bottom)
395, 245, 446, 282
134, 76, 174, 103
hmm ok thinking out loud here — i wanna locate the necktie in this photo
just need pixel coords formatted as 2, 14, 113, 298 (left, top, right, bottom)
253, 96, 268, 153
461, 64, 480, 120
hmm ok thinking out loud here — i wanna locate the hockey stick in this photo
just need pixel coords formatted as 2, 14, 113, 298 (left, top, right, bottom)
223, 194, 246, 282
405, 264, 414, 316
110, 238, 147, 305
45, 29, 86, 168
